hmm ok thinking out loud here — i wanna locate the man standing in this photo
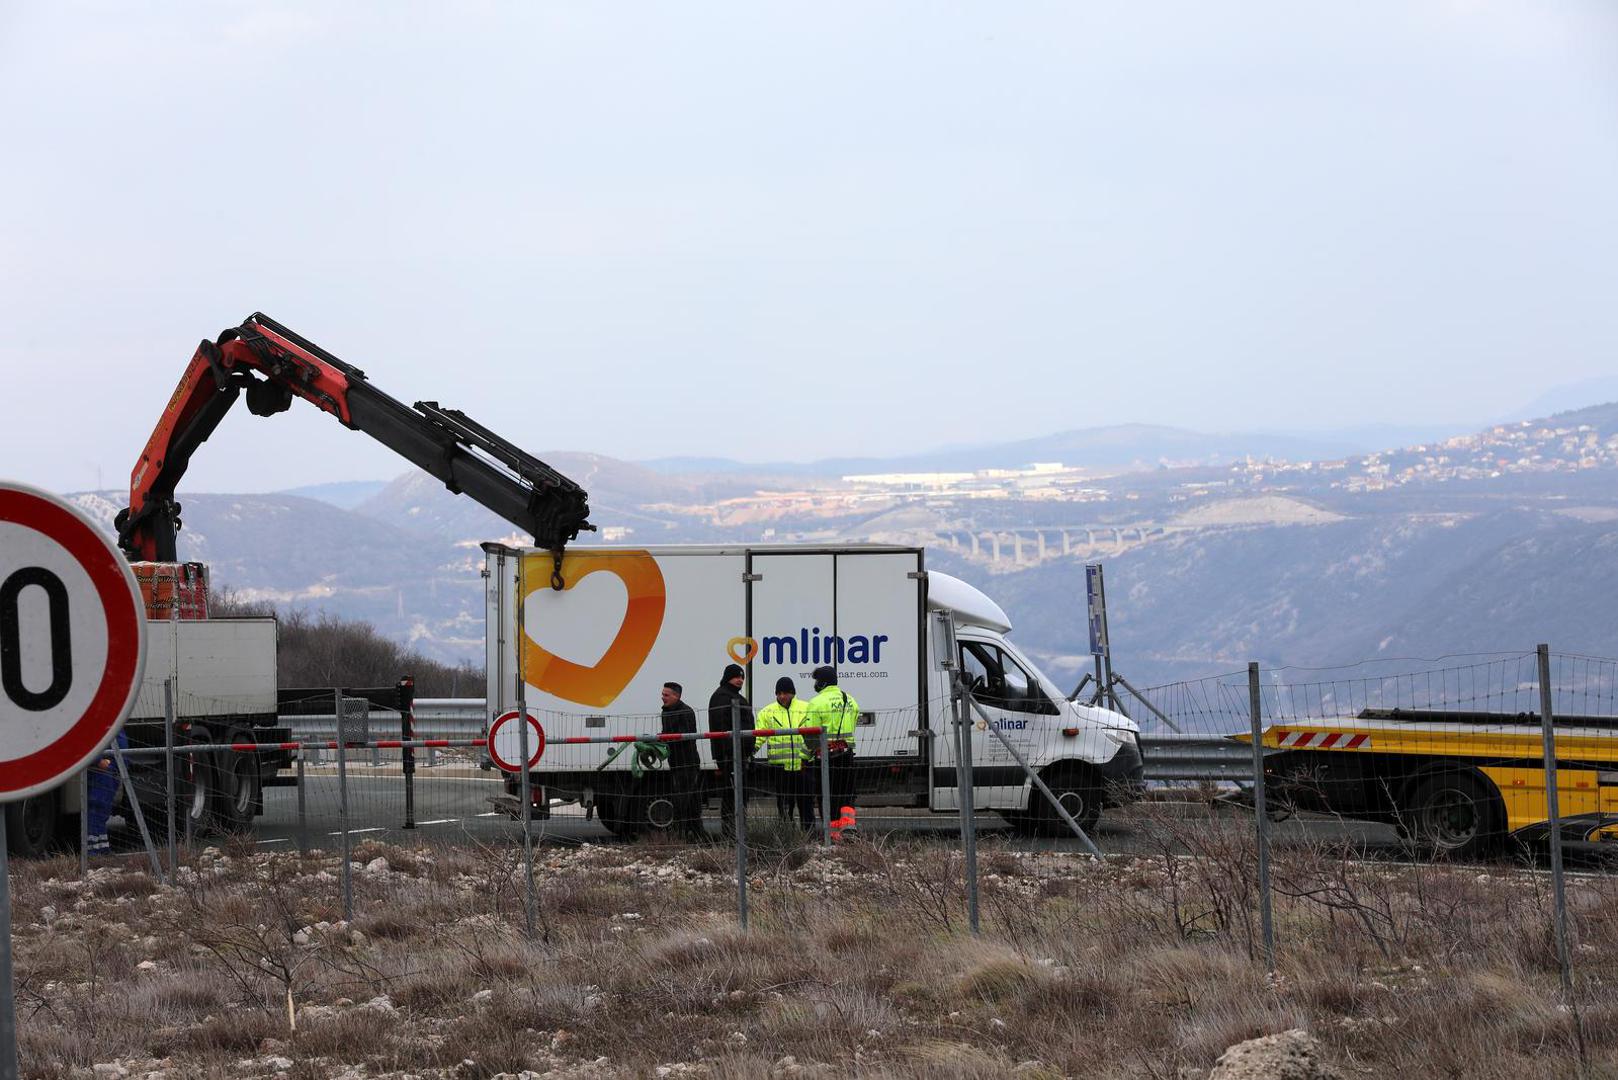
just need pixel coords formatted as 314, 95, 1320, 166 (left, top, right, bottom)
806, 665, 860, 817
707, 663, 755, 838
755, 676, 815, 831
659, 682, 703, 838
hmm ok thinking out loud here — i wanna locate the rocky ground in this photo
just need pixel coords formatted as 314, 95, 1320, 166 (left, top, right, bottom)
7, 822, 1615, 1079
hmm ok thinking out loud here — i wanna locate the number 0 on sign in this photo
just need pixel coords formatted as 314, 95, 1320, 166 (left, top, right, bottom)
0, 482, 146, 802
487, 711, 544, 772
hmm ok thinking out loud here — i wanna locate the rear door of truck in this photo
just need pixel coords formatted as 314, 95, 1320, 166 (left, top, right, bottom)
746, 548, 928, 777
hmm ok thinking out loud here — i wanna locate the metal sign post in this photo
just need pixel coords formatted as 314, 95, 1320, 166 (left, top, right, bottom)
1085, 564, 1108, 707
0, 482, 149, 1080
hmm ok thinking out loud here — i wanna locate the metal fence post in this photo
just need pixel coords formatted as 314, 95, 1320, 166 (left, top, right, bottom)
111, 749, 163, 880
1536, 644, 1574, 998
78, 766, 89, 876
819, 729, 833, 848
732, 701, 748, 930
295, 749, 307, 856
163, 677, 177, 876
1249, 661, 1275, 972
954, 679, 980, 934
337, 689, 353, 924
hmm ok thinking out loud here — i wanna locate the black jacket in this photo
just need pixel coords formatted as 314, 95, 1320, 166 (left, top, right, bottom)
707, 683, 755, 765
660, 699, 700, 771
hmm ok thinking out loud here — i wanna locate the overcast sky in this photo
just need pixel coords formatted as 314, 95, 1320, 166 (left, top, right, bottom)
3, 2, 1616, 495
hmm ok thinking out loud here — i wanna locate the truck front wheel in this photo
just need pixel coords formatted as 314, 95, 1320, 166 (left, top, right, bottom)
1028, 771, 1103, 839
1402, 771, 1503, 859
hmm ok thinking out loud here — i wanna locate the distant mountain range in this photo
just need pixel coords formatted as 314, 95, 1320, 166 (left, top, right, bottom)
639, 422, 1452, 478
67, 395, 1618, 689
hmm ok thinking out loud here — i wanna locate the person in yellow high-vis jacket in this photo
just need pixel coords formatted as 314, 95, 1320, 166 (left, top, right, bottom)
806, 665, 860, 817
756, 676, 816, 830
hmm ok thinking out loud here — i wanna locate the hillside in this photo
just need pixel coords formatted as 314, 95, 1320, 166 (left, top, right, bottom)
66, 399, 1618, 680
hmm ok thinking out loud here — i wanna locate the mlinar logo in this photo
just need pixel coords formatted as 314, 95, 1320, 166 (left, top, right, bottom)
726, 628, 891, 666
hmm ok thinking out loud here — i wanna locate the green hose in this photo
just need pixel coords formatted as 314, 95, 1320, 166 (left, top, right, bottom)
598, 739, 669, 778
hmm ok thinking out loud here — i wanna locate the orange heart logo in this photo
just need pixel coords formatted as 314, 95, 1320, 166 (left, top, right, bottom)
726, 636, 759, 665
519, 550, 666, 708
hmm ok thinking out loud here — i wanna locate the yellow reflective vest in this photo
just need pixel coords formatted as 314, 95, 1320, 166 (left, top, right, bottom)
755, 698, 811, 770
807, 685, 860, 748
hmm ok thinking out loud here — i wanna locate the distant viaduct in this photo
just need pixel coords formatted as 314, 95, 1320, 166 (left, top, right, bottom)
933, 524, 1197, 565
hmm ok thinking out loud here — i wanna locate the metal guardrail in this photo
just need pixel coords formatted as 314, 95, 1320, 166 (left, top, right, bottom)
1140, 732, 1262, 783
280, 698, 488, 742
279, 699, 1257, 783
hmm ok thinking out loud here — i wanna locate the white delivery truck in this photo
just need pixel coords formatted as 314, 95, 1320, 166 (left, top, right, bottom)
484, 543, 1143, 838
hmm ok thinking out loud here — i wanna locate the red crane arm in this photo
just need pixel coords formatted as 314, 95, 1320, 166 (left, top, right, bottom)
116, 313, 592, 566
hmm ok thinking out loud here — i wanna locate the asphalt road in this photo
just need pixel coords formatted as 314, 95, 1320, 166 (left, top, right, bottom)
241, 765, 1411, 858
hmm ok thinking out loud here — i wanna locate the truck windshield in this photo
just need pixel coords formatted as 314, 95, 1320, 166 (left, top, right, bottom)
959, 640, 1058, 715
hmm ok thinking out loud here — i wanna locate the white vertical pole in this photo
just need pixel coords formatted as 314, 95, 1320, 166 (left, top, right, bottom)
517, 555, 536, 941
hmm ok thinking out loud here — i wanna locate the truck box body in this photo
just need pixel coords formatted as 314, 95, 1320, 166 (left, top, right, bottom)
484, 545, 925, 769
129, 617, 278, 721
485, 543, 1143, 824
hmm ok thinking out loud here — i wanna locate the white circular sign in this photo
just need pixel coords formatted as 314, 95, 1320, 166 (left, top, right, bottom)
487, 710, 544, 773
0, 483, 146, 802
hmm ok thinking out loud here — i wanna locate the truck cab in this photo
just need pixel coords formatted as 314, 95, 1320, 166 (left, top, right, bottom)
923, 571, 1142, 833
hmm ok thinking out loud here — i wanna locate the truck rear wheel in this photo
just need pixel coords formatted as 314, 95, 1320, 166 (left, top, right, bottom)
1403, 771, 1503, 859
6, 796, 63, 856
214, 746, 260, 832
598, 794, 643, 839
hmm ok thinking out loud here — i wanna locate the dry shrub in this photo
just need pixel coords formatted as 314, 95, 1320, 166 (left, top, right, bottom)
1170, 1003, 1310, 1068
353, 908, 425, 942
754, 990, 902, 1052
159, 1009, 286, 1058
957, 951, 1046, 1004
1447, 970, 1574, 1050
392, 964, 482, 1011
292, 1009, 399, 1059
545, 881, 637, 918
125, 969, 237, 1019
895, 1038, 1019, 1078
86, 869, 161, 899
1132, 943, 1255, 1006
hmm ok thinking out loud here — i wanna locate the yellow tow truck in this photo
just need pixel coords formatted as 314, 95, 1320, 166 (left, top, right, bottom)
1237, 709, 1618, 858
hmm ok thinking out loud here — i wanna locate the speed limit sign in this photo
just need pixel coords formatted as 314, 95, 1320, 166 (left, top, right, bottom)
0, 482, 146, 802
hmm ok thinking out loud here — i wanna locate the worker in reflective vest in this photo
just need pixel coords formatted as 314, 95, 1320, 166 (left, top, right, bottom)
806, 665, 860, 815
755, 677, 814, 829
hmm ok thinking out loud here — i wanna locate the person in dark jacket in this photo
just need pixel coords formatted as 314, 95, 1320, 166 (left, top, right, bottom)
707, 663, 755, 838
659, 681, 703, 837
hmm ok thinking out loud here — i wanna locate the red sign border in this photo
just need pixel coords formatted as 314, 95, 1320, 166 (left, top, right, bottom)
487, 710, 544, 773
0, 484, 146, 802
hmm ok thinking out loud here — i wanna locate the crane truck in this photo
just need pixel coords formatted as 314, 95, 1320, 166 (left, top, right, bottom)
6, 313, 596, 853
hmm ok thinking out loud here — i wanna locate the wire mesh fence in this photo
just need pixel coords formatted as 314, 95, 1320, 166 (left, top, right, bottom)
33, 650, 1612, 1013
11, 651, 1614, 1077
